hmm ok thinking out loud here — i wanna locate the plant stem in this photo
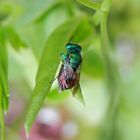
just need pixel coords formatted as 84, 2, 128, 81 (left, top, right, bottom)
100, 1, 121, 140
100, 10, 117, 94
78, 0, 101, 10
0, 86, 5, 140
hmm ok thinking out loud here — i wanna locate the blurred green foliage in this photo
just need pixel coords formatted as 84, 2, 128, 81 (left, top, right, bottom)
0, 0, 140, 140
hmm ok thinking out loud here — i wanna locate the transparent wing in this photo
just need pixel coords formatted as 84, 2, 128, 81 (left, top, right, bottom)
72, 65, 85, 106
71, 65, 81, 96
72, 83, 85, 106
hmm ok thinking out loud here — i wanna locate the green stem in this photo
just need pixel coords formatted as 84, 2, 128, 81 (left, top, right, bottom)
100, 11, 110, 64
100, 0, 121, 140
100, 11, 116, 92
0, 86, 5, 140
77, 0, 101, 10
77, 0, 121, 139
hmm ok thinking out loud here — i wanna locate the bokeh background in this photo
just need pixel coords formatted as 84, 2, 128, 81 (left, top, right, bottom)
0, 0, 140, 140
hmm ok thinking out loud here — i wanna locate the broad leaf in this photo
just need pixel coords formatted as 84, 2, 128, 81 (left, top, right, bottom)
33, 1, 63, 23
24, 18, 82, 135
5, 26, 26, 50
15, 0, 59, 26
18, 2, 71, 59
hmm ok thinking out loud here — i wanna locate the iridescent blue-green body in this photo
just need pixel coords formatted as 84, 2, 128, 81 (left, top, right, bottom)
62, 43, 82, 71
58, 43, 82, 92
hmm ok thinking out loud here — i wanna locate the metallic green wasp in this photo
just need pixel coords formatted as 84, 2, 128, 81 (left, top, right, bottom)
57, 42, 82, 96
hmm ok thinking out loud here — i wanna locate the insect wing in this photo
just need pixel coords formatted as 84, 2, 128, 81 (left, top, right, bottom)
72, 83, 85, 106
72, 63, 82, 95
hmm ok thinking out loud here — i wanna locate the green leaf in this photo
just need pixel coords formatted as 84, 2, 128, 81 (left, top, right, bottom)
0, 66, 9, 111
33, 1, 63, 23
0, 85, 5, 140
15, 0, 59, 26
71, 17, 94, 49
0, 4, 11, 23
0, 27, 9, 111
5, 27, 26, 50
0, 26, 9, 140
18, 1, 72, 59
0, 13, 9, 23
77, 0, 101, 10
24, 18, 82, 135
